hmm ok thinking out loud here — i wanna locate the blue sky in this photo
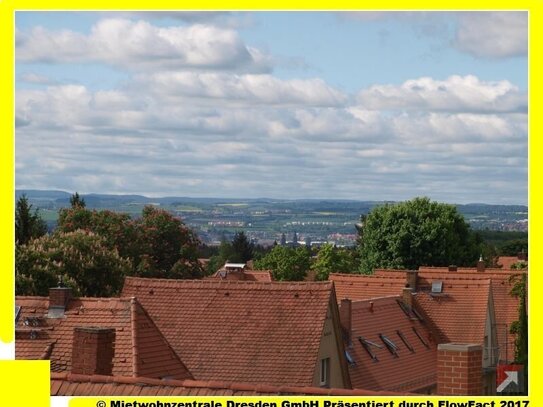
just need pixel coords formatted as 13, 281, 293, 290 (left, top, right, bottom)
15, 11, 528, 204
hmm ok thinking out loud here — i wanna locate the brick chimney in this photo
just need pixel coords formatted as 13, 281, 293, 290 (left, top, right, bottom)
477, 256, 485, 273
402, 287, 413, 309
406, 270, 418, 291
339, 299, 352, 344
48, 287, 71, 318
448, 265, 457, 272
517, 251, 527, 261
72, 327, 115, 376
437, 343, 483, 395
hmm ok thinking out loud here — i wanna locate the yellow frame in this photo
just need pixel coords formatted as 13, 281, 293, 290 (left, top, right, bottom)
1, 4, 539, 406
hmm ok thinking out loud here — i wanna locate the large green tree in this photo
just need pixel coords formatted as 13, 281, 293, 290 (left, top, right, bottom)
134, 206, 203, 278
312, 244, 358, 281
254, 245, 310, 281
357, 197, 481, 274
231, 231, 254, 263
57, 205, 204, 279
15, 194, 47, 245
16, 230, 132, 297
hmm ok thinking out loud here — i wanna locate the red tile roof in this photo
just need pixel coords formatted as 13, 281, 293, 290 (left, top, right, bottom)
330, 273, 407, 302
497, 256, 524, 270
122, 277, 337, 387
15, 296, 193, 380
346, 296, 437, 393
412, 279, 492, 345
50, 373, 413, 396
375, 267, 523, 359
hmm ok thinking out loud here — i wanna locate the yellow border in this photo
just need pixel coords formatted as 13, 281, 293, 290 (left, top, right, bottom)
2, 3, 539, 406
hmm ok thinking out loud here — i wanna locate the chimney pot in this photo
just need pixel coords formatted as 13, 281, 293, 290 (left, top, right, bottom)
477, 256, 485, 273
448, 265, 457, 272
406, 270, 418, 291
402, 287, 413, 309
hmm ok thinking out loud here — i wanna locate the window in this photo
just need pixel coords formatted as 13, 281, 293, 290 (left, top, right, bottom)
345, 350, 356, 366
358, 337, 382, 362
412, 327, 430, 349
431, 280, 443, 293
379, 334, 399, 357
396, 330, 415, 353
319, 358, 330, 387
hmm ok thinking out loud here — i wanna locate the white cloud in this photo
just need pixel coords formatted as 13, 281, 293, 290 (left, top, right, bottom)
133, 72, 347, 106
16, 18, 272, 72
15, 74, 527, 203
454, 12, 527, 58
356, 75, 526, 113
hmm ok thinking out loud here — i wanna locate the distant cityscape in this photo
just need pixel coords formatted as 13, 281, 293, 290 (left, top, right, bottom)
16, 189, 528, 247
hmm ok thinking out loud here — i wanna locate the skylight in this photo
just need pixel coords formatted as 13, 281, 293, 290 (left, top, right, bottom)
345, 350, 356, 366
412, 327, 430, 349
379, 334, 399, 357
15, 306, 21, 323
358, 337, 382, 362
396, 330, 415, 353
431, 280, 443, 293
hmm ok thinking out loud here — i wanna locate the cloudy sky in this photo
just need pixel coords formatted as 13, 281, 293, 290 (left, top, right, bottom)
15, 11, 528, 204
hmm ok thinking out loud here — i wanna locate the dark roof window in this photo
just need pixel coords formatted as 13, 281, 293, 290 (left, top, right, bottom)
379, 334, 399, 357
396, 330, 415, 353
358, 337, 382, 362
412, 327, 430, 349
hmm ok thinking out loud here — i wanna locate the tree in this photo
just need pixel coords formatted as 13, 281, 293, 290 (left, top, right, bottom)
500, 240, 528, 256
312, 244, 358, 281
58, 205, 204, 279
16, 230, 132, 297
133, 206, 203, 278
254, 245, 310, 281
357, 197, 480, 274
231, 231, 254, 263
509, 273, 528, 394
69, 192, 86, 208
15, 194, 47, 245
58, 206, 138, 260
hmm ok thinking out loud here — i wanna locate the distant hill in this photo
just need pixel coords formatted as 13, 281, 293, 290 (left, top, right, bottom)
15, 190, 528, 239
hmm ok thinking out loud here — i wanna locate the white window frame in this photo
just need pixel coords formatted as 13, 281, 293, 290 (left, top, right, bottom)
319, 357, 330, 387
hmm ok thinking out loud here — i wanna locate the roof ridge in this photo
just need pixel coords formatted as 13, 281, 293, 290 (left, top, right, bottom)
124, 277, 333, 290
50, 372, 413, 396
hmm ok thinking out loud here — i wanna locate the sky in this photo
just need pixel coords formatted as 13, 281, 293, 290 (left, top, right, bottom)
15, 11, 528, 204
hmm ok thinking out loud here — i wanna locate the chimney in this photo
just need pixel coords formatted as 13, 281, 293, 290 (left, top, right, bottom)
477, 255, 485, 272
72, 327, 115, 376
517, 251, 527, 261
339, 299, 352, 344
437, 343, 483, 395
48, 287, 72, 318
406, 270, 418, 291
402, 287, 413, 309
448, 265, 457, 272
